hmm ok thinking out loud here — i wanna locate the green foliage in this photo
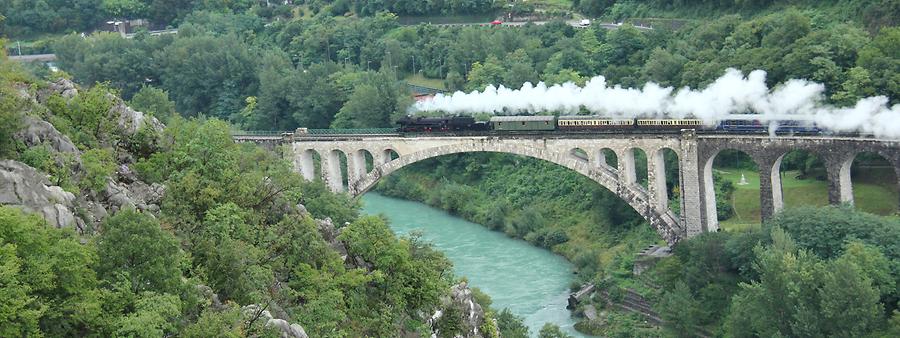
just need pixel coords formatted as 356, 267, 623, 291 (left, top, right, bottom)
480, 310, 501, 338
157, 34, 259, 118
656, 281, 699, 337
114, 292, 181, 337
79, 148, 116, 192
538, 323, 574, 338
130, 85, 177, 124
0, 85, 24, 159
0, 206, 101, 336
0, 243, 43, 337
96, 210, 183, 295
180, 306, 243, 338
765, 206, 899, 262
46, 83, 117, 149
436, 303, 465, 337
724, 229, 883, 337
19, 144, 77, 191
496, 308, 530, 338
331, 71, 411, 128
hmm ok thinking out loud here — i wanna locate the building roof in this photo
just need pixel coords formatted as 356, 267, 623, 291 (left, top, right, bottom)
558, 115, 632, 120
490, 115, 556, 122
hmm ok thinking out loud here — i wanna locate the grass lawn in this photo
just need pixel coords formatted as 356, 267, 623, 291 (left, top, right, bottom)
716, 168, 898, 232
404, 73, 447, 90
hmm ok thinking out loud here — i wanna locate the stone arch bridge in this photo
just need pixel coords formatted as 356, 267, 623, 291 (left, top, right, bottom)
234, 131, 900, 245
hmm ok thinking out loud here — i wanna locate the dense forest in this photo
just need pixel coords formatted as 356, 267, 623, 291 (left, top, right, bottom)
2, 0, 899, 336
2, 1, 894, 133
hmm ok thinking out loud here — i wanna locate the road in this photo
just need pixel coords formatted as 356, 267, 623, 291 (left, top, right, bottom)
423, 20, 653, 30
8, 54, 57, 62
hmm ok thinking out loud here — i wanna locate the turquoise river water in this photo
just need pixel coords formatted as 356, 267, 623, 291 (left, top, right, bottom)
361, 193, 588, 337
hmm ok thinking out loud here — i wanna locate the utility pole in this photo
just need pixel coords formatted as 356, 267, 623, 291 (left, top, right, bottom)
412, 55, 416, 76
17, 41, 22, 56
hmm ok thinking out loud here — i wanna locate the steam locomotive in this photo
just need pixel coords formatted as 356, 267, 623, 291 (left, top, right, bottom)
396, 115, 822, 134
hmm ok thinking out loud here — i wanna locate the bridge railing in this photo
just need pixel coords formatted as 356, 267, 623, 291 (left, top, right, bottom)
231, 130, 285, 137
304, 128, 397, 135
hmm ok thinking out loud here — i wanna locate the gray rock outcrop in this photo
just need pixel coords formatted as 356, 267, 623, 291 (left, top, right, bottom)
0, 160, 81, 229
7, 77, 167, 229
429, 282, 487, 338
110, 98, 166, 138
15, 116, 80, 154
241, 304, 309, 338
316, 217, 351, 261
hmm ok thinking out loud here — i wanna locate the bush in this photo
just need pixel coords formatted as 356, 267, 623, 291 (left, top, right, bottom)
80, 148, 116, 193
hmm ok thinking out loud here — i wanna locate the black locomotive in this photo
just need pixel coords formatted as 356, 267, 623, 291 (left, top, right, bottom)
396, 116, 490, 132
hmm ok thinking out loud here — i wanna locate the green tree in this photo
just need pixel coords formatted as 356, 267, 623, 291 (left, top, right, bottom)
725, 228, 883, 337
114, 292, 182, 337
0, 244, 43, 337
102, 0, 148, 18
466, 56, 505, 91
503, 49, 538, 89
158, 34, 259, 119
96, 210, 183, 295
444, 70, 466, 92
46, 83, 117, 149
130, 85, 178, 124
496, 308, 529, 338
0, 206, 103, 336
657, 282, 700, 337
641, 48, 687, 86
80, 148, 116, 193
538, 323, 573, 338
0, 82, 23, 159
832, 67, 877, 105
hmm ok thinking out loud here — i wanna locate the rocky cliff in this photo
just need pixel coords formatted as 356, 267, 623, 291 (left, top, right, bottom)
2, 78, 166, 232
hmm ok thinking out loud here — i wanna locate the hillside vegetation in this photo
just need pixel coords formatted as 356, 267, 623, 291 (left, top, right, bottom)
0, 54, 531, 337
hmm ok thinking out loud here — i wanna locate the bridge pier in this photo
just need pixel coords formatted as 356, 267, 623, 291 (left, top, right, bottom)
768, 155, 785, 215
618, 148, 637, 186
347, 150, 367, 184
647, 148, 669, 213
826, 156, 855, 206
322, 150, 344, 192
678, 131, 704, 236
758, 161, 780, 222
296, 148, 316, 181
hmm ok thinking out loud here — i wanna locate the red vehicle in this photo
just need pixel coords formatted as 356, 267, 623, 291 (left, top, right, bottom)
490, 20, 503, 25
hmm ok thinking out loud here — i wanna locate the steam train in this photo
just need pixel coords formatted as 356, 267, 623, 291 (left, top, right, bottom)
396, 115, 822, 134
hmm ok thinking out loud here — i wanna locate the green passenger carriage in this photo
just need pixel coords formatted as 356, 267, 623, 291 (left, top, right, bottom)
490, 116, 557, 131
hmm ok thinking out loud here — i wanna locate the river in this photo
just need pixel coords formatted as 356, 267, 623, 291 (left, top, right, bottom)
361, 193, 588, 337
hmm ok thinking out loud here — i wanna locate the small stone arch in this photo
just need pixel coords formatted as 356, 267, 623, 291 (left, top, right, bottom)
380, 148, 400, 165
570, 147, 589, 162
351, 142, 684, 244
649, 147, 681, 215
849, 151, 898, 215
701, 148, 760, 231
615, 147, 649, 187
296, 149, 321, 182
347, 149, 375, 183
594, 148, 619, 172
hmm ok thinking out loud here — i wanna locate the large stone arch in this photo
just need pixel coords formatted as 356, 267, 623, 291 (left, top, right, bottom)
349, 141, 685, 244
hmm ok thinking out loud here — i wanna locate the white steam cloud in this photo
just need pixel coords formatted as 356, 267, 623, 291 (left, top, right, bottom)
412, 68, 900, 139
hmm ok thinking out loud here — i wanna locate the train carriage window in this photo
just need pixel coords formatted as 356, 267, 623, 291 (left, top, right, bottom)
522, 122, 526, 126
545, 121, 550, 125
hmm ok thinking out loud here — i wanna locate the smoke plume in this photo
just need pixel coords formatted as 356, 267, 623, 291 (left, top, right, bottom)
412, 68, 900, 138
